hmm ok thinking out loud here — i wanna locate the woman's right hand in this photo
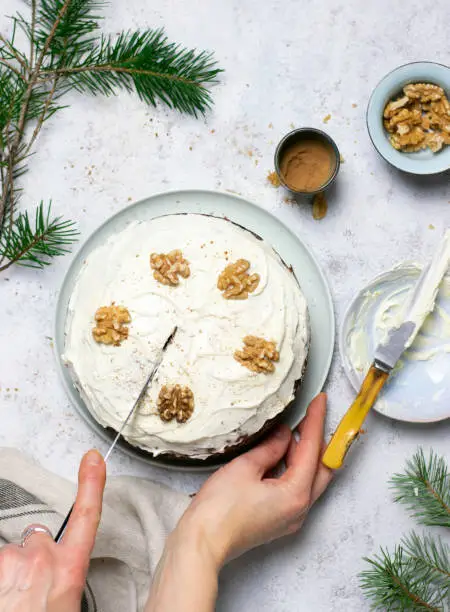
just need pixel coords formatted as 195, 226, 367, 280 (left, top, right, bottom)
177, 393, 333, 567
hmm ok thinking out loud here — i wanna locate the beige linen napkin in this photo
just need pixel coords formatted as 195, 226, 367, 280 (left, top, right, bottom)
0, 448, 190, 611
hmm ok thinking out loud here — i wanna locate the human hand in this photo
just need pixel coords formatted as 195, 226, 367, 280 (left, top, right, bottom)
177, 394, 333, 568
0, 450, 106, 612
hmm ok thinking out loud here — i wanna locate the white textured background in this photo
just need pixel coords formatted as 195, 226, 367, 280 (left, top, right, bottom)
1, 1, 450, 610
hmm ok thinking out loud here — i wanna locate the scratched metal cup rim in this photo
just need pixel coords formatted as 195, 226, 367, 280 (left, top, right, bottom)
274, 127, 341, 195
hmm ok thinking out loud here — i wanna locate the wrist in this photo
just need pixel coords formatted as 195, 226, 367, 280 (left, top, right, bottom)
171, 510, 228, 571
146, 515, 220, 612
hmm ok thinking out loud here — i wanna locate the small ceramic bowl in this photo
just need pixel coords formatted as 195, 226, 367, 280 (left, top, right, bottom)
367, 61, 450, 175
274, 128, 340, 195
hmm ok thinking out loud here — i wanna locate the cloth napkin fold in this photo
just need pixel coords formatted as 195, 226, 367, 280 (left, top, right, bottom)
0, 448, 190, 611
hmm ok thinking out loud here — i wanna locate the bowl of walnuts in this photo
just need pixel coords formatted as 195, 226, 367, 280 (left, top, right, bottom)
367, 61, 450, 175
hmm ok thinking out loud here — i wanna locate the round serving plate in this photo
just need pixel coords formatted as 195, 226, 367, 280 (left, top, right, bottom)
55, 190, 335, 471
340, 263, 450, 423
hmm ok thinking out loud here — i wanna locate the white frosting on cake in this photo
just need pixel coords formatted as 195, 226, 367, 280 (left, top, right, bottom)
64, 214, 309, 459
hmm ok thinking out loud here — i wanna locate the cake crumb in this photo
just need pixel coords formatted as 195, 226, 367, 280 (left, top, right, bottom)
429, 224, 435, 230
267, 171, 281, 187
283, 196, 296, 206
268, 122, 273, 129
352, 103, 358, 108
339, 154, 345, 163
323, 114, 331, 124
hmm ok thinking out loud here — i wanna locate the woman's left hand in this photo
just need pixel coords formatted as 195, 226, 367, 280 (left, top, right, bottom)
176, 393, 333, 568
146, 394, 334, 612
0, 450, 106, 612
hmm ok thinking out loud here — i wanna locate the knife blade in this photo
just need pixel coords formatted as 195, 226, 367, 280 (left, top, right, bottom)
103, 326, 177, 461
54, 326, 177, 542
323, 231, 450, 470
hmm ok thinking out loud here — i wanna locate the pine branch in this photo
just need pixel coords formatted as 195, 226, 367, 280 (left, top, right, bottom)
30, 0, 37, 70
360, 545, 448, 611
1, 0, 221, 273
402, 532, 450, 592
0, 67, 61, 134
40, 29, 222, 116
0, 32, 28, 71
391, 449, 450, 528
0, 201, 78, 271
36, 0, 104, 60
0, 59, 25, 80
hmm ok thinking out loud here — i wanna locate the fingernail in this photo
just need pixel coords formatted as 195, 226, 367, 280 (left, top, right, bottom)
86, 449, 103, 465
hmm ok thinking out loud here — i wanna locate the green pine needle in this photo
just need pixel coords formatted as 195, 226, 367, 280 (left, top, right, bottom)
391, 449, 450, 528
37, 0, 105, 60
361, 451, 450, 611
360, 544, 448, 611
0, 201, 78, 270
0, 68, 63, 139
402, 532, 450, 594
40, 29, 222, 116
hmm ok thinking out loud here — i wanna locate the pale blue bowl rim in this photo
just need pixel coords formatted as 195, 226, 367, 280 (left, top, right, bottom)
366, 61, 450, 175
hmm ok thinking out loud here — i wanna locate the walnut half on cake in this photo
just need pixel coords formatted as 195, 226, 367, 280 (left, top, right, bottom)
150, 250, 190, 286
234, 336, 280, 373
157, 385, 194, 423
217, 259, 260, 299
92, 304, 131, 346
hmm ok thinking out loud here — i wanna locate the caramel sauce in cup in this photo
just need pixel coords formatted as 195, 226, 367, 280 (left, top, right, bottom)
275, 128, 340, 195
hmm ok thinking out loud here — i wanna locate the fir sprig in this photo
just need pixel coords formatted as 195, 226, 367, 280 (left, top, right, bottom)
0, 201, 78, 270
40, 29, 221, 116
391, 449, 450, 528
36, 0, 104, 57
402, 532, 450, 594
360, 542, 449, 611
0, 0, 221, 273
360, 449, 450, 611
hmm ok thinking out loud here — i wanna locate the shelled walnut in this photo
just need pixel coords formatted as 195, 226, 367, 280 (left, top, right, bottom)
383, 82, 450, 153
92, 304, 131, 346
150, 250, 190, 286
217, 259, 260, 299
157, 384, 194, 423
234, 336, 280, 373
403, 83, 445, 103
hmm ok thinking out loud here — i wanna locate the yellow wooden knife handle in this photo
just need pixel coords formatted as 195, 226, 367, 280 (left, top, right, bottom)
322, 365, 389, 470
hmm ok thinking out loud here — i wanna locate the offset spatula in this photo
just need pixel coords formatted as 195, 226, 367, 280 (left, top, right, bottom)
54, 327, 177, 542
323, 231, 450, 470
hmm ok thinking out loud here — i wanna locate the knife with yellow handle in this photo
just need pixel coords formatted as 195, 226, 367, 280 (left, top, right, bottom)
323, 230, 450, 470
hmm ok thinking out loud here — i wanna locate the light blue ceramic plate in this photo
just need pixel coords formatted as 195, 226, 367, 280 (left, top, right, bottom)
367, 61, 450, 175
340, 264, 450, 423
55, 190, 335, 471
